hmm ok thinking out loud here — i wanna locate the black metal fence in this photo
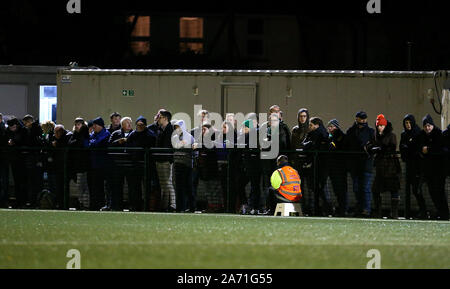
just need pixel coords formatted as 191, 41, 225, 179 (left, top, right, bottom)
0, 146, 449, 218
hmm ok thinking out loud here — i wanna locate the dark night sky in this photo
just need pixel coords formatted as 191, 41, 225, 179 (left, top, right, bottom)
1, 0, 449, 70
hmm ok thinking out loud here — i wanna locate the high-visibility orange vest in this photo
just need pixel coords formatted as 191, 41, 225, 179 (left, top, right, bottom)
277, 165, 302, 202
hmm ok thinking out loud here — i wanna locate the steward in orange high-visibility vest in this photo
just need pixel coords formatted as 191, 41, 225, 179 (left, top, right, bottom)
276, 165, 302, 202
269, 155, 302, 208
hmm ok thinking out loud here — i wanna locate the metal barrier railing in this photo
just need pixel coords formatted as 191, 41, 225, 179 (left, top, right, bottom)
0, 146, 448, 218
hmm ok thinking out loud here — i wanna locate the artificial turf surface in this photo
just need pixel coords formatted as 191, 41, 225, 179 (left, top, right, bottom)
0, 209, 449, 269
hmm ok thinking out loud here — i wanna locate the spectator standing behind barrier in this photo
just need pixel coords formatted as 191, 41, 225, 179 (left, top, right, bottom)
368, 114, 401, 219
41, 121, 57, 206
237, 118, 261, 215
22, 115, 44, 208
107, 112, 121, 134
101, 112, 121, 211
215, 121, 240, 213
191, 109, 209, 208
155, 110, 176, 212
267, 155, 302, 213
325, 119, 349, 216
172, 120, 195, 212
0, 113, 9, 208
125, 116, 156, 211
6, 117, 28, 208
196, 122, 222, 212
301, 117, 332, 216
261, 106, 291, 214
416, 114, 449, 220
107, 117, 134, 211
147, 109, 165, 206
345, 111, 375, 218
400, 114, 427, 219
443, 124, 450, 179
290, 108, 311, 214
68, 118, 90, 210
88, 117, 111, 211
51, 125, 71, 209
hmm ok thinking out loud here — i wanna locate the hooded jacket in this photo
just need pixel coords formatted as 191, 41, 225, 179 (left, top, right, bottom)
125, 123, 156, 164
416, 117, 443, 175
291, 108, 310, 149
400, 114, 421, 162
88, 127, 111, 169
172, 120, 195, 167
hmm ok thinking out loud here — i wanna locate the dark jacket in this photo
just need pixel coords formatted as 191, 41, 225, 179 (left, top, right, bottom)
107, 128, 134, 170
24, 121, 44, 147
0, 122, 7, 149
443, 124, 450, 176
237, 128, 261, 176
5, 121, 28, 162
279, 120, 291, 151
369, 122, 401, 192
109, 128, 134, 147
155, 123, 174, 162
127, 127, 157, 163
67, 126, 90, 173
107, 124, 121, 135
399, 114, 421, 162
345, 122, 375, 172
326, 127, 347, 171
416, 125, 444, 176
194, 128, 217, 179
88, 128, 111, 169
260, 119, 291, 152
52, 130, 71, 171
147, 122, 159, 135
291, 109, 310, 150
302, 125, 330, 152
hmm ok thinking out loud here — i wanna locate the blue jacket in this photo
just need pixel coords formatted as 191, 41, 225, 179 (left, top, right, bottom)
89, 128, 111, 168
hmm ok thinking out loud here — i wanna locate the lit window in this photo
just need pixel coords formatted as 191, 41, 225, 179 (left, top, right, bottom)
179, 17, 204, 54
39, 85, 57, 123
127, 16, 151, 55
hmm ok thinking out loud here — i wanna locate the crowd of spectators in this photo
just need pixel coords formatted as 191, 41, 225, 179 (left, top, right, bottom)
0, 107, 449, 220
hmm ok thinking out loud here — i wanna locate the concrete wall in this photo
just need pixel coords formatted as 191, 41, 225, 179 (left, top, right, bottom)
57, 69, 442, 141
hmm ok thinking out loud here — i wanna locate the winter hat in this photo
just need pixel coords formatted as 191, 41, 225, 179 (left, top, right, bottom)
243, 119, 254, 129
87, 120, 94, 128
7, 118, 20, 127
136, 115, 147, 126
355, 111, 368, 119
92, 117, 105, 127
327, 119, 341, 130
422, 114, 435, 127
376, 114, 387, 127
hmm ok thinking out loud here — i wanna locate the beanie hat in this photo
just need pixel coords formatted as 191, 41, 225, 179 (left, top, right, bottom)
7, 118, 20, 127
327, 119, 341, 130
136, 115, 147, 126
422, 114, 435, 127
92, 117, 105, 127
355, 111, 367, 119
243, 119, 254, 129
376, 114, 387, 127
87, 120, 94, 128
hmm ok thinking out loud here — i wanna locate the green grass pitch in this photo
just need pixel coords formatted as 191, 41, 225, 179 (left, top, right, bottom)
0, 209, 449, 269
